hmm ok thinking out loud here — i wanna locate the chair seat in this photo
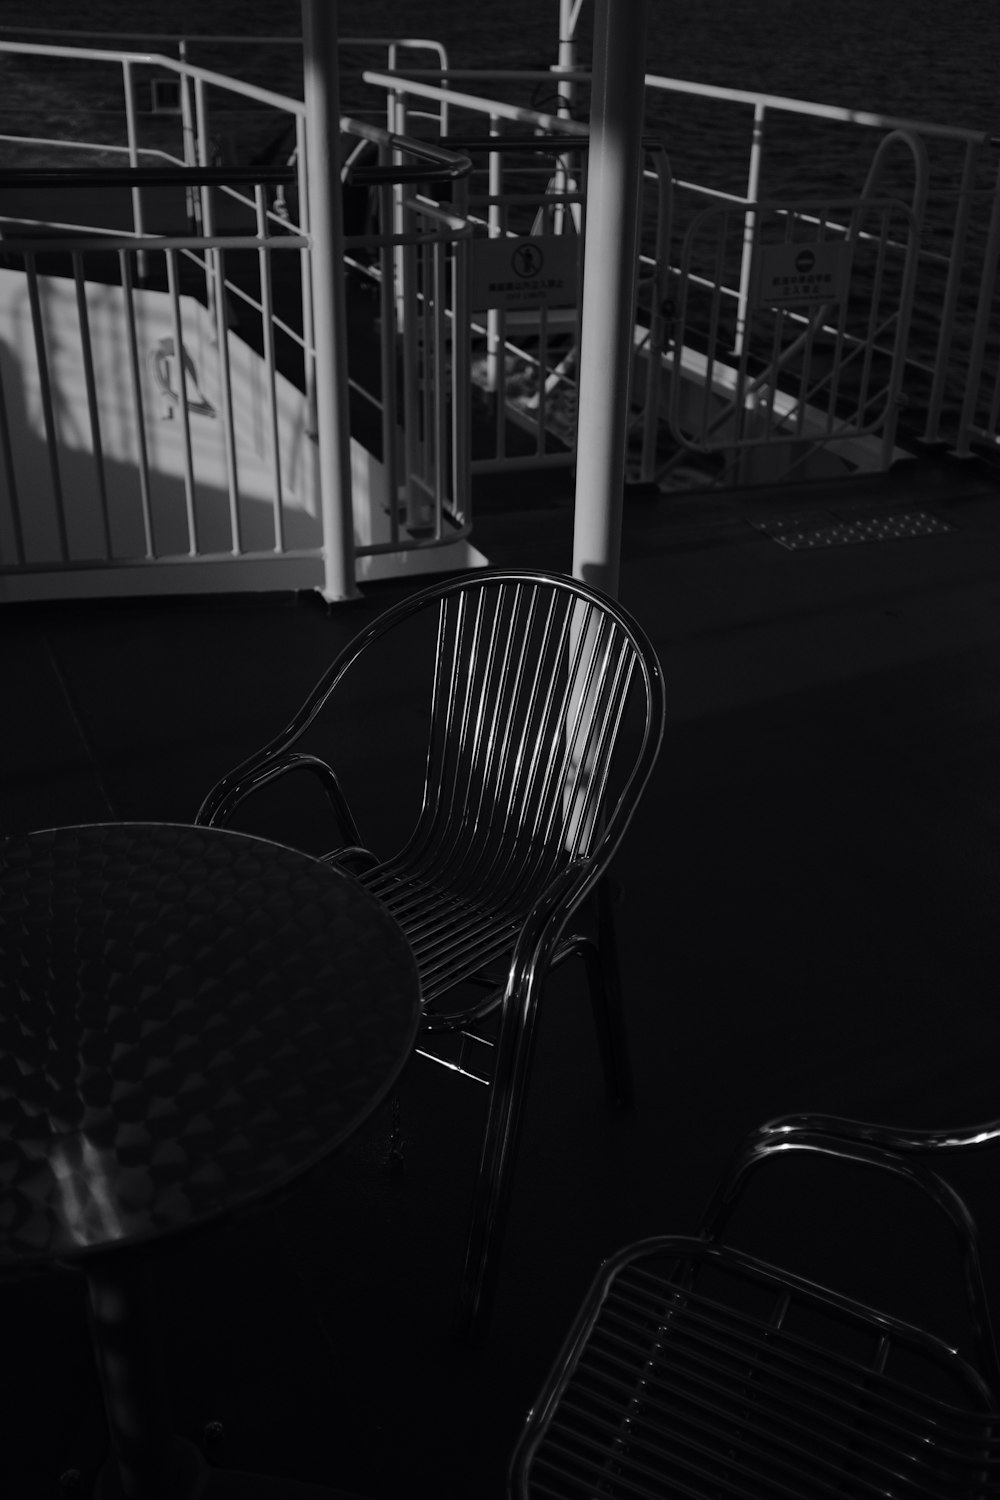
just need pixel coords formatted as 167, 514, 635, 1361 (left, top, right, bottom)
516, 1238, 1000, 1500
359, 863, 524, 1010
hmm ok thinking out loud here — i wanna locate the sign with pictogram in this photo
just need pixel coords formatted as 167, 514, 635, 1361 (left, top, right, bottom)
752, 241, 850, 308
471, 234, 579, 310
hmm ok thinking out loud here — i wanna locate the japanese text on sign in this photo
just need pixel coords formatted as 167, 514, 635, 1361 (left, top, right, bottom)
471, 235, 579, 310
753, 243, 850, 308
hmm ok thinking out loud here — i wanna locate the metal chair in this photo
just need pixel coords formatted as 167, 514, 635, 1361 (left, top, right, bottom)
510, 1112, 1000, 1498
196, 568, 665, 1343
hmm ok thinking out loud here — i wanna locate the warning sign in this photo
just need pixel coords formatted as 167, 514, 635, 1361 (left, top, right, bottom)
753, 242, 850, 308
471, 235, 579, 311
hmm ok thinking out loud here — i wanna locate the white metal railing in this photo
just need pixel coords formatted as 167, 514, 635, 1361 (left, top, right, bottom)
0, 213, 319, 594
368, 63, 1000, 473
337, 121, 474, 547
664, 194, 922, 485
0, 34, 478, 600
5, 31, 1000, 507
640, 71, 1000, 456
652, 129, 929, 484
363, 68, 673, 482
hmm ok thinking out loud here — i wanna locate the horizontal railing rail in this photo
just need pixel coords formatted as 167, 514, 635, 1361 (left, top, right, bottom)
0, 166, 297, 189
368, 64, 1000, 469
339, 121, 472, 186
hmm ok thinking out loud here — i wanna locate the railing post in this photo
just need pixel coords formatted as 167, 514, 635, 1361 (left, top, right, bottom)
177, 39, 200, 233
954, 152, 1000, 458
301, 0, 358, 600
572, 0, 649, 597
925, 137, 983, 447
193, 77, 216, 324
486, 113, 503, 394
295, 113, 317, 429
734, 101, 765, 357
121, 59, 147, 280
557, 0, 580, 121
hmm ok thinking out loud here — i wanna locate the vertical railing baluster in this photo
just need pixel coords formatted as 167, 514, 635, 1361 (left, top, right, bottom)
926, 138, 983, 447
213, 245, 242, 554
434, 236, 447, 533
120, 251, 155, 557
701, 215, 726, 442
955, 153, 1000, 457
295, 113, 317, 439
734, 102, 766, 358
121, 59, 147, 281
451, 233, 471, 527
401, 207, 422, 528
419, 237, 432, 525
486, 114, 503, 396
165, 250, 199, 555
178, 40, 201, 233
255, 184, 285, 552
72, 252, 112, 558
25, 253, 68, 562
0, 355, 25, 565
378, 169, 400, 547
194, 76, 215, 324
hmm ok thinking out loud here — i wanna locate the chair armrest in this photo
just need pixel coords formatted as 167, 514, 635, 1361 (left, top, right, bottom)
699, 1111, 1000, 1389
752, 1111, 1000, 1156
196, 749, 363, 851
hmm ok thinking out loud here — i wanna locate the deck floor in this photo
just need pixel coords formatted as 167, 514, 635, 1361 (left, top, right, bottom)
4, 448, 1000, 1498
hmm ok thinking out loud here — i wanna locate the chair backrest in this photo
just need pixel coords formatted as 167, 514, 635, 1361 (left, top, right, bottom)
281, 570, 664, 907
413, 573, 662, 902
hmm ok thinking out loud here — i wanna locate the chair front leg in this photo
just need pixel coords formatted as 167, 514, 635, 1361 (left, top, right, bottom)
454, 978, 545, 1347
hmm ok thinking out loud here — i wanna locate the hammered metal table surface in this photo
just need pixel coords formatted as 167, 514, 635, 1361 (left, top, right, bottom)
0, 822, 421, 1272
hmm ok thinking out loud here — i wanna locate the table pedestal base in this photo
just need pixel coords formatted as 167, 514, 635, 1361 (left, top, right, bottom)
87, 1261, 360, 1499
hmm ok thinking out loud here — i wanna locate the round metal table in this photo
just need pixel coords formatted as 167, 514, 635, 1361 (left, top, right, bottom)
0, 822, 421, 1499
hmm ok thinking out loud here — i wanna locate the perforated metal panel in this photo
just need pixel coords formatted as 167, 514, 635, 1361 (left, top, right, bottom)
752, 508, 955, 550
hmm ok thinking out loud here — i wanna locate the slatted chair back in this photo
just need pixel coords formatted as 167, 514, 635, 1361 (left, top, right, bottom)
392, 575, 653, 919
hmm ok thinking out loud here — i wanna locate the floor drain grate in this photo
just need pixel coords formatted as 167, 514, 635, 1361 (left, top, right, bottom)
751, 508, 955, 550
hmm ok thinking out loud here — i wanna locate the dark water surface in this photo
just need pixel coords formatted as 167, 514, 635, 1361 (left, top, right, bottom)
1, 0, 998, 134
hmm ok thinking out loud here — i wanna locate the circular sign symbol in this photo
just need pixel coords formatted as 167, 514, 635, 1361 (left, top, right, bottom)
795, 248, 816, 274
511, 242, 544, 278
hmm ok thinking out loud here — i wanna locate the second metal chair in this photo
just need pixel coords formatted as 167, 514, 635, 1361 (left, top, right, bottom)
510, 1111, 1000, 1498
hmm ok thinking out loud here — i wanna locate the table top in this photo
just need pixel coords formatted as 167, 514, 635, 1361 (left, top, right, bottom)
0, 822, 420, 1272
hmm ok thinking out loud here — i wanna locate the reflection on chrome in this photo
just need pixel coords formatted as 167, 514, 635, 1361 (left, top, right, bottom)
49, 1136, 125, 1247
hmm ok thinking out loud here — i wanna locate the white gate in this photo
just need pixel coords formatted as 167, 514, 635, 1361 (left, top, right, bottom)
660, 194, 922, 485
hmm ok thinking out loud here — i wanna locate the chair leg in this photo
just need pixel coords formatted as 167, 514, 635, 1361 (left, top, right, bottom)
453, 986, 543, 1348
581, 877, 635, 1109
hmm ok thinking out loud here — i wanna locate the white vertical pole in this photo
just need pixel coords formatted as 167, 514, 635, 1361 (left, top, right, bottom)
557, 0, 581, 118
734, 102, 766, 357
302, 0, 358, 601
571, 0, 649, 599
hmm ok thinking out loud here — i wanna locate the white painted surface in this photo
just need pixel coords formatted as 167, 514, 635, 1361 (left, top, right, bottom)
0, 266, 484, 596
0, 266, 321, 565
